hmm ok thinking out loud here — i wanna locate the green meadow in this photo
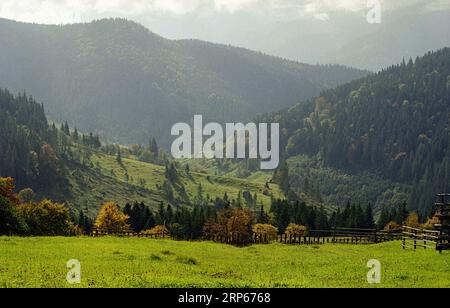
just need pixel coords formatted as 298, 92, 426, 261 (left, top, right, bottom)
0, 237, 448, 288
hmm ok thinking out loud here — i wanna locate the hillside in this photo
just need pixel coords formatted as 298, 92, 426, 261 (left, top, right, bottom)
269, 48, 450, 215
68, 151, 284, 216
0, 17, 367, 146
0, 88, 68, 195
0, 87, 285, 216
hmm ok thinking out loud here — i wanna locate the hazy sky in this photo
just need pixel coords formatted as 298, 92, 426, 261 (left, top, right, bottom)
2, 0, 449, 69
1, 0, 449, 25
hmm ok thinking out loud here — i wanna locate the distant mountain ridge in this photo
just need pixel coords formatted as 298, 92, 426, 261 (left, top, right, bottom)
0, 17, 367, 146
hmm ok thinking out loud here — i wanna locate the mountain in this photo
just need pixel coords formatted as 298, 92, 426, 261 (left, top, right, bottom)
141, 7, 450, 72
0, 17, 367, 146
269, 48, 450, 215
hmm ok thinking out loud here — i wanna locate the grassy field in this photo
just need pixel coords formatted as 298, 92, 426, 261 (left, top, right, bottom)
0, 237, 449, 288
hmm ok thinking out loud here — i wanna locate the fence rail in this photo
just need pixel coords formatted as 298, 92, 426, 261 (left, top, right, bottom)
91, 229, 169, 239
279, 228, 401, 246
402, 226, 441, 251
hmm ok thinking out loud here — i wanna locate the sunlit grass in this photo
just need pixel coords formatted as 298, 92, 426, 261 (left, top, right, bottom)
91, 152, 283, 209
0, 237, 448, 288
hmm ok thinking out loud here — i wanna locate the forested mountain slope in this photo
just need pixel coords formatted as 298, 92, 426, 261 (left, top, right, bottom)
271, 48, 450, 214
0, 18, 366, 146
0, 88, 284, 214
0, 89, 66, 194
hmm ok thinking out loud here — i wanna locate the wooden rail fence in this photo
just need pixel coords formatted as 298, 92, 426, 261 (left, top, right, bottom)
279, 228, 401, 245
206, 233, 270, 246
89, 227, 404, 247
91, 228, 169, 239
402, 226, 441, 251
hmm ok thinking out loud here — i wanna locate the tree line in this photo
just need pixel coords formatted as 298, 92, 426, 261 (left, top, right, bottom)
1, 176, 434, 240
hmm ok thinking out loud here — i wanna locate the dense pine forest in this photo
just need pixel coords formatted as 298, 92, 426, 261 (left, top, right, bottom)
0, 89, 64, 193
269, 48, 450, 216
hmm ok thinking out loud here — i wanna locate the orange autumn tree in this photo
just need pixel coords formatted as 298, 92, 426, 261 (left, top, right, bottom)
0, 177, 19, 205
94, 202, 130, 233
0, 177, 26, 235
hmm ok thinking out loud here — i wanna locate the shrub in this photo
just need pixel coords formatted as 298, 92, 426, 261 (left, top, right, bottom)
0, 178, 27, 235
404, 212, 420, 228
384, 221, 402, 232
142, 225, 170, 237
422, 216, 440, 230
285, 224, 308, 237
17, 200, 72, 236
252, 224, 278, 241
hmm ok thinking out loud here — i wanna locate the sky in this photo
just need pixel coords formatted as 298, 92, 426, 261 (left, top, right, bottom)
1, 0, 449, 25
1, 0, 449, 70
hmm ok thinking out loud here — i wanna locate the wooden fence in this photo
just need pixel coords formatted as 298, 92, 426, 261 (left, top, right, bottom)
90, 227, 403, 247
402, 226, 441, 251
279, 228, 401, 246
91, 228, 169, 239
206, 233, 270, 246
435, 194, 450, 253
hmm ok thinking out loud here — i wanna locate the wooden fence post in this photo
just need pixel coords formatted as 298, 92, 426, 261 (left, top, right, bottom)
413, 229, 417, 250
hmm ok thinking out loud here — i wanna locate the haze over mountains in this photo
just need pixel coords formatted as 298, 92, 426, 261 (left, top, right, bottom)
139, 3, 450, 71
3, 0, 446, 72
0, 17, 366, 146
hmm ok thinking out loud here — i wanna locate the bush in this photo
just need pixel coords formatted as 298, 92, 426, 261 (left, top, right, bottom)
384, 221, 402, 232
0, 178, 27, 235
142, 225, 170, 237
422, 216, 440, 230
17, 200, 72, 236
285, 224, 308, 237
252, 224, 278, 241
404, 212, 420, 228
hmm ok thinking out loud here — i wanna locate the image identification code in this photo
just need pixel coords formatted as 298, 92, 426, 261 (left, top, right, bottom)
178, 292, 271, 306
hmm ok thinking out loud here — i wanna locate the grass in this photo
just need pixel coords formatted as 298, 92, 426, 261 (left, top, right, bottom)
0, 237, 449, 288
88, 152, 283, 210
59, 150, 284, 216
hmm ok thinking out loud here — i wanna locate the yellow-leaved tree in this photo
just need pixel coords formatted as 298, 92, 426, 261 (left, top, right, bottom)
94, 202, 130, 233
